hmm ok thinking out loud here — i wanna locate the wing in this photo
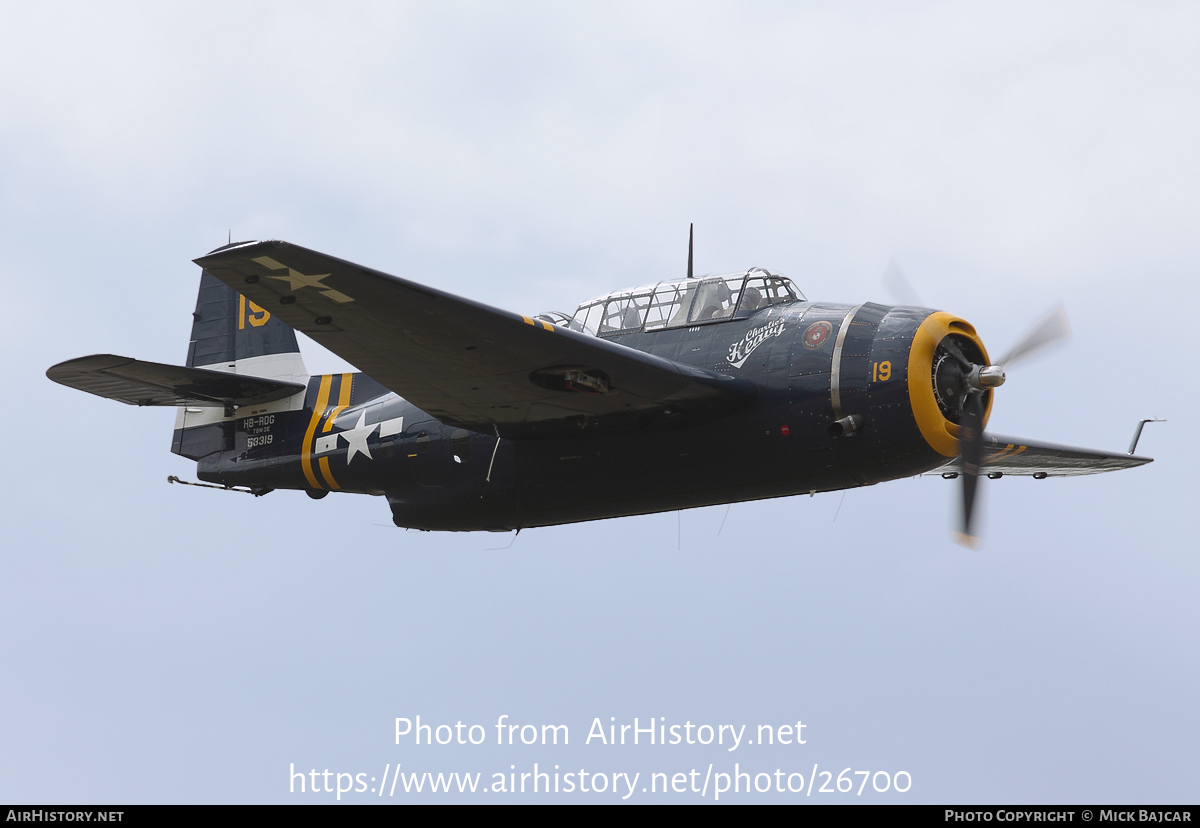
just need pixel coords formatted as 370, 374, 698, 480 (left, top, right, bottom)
194, 240, 755, 436
935, 433, 1153, 477
46, 354, 304, 408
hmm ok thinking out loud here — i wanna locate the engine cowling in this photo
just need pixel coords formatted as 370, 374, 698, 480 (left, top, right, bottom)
818, 305, 995, 483
907, 311, 994, 458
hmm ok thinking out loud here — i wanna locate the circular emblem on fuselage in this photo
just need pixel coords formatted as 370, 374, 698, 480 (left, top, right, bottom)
802, 320, 833, 349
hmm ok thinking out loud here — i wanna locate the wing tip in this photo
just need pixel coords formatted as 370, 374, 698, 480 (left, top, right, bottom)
202, 239, 264, 255
47, 354, 133, 380
194, 239, 283, 267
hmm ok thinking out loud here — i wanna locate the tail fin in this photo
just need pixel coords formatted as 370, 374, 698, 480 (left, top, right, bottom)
186, 267, 308, 384
172, 257, 310, 459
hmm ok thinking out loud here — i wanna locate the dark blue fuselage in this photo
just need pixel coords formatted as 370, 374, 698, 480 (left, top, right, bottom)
191, 301, 949, 530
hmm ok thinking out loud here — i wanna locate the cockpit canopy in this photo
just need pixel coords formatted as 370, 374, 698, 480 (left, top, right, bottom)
560, 269, 803, 337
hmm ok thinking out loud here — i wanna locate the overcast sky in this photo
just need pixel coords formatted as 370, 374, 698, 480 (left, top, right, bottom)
1, 1, 1196, 804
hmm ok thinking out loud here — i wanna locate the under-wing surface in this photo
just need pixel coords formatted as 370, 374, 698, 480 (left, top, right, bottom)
48, 237, 1155, 546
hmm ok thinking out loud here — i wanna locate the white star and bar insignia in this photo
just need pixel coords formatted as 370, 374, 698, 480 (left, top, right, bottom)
314, 414, 405, 464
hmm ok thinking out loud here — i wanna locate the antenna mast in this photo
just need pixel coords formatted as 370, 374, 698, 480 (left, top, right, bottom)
687, 223, 693, 280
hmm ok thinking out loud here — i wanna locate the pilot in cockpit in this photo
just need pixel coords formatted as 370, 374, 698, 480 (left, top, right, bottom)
740, 286, 763, 313
694, 280, 735, 321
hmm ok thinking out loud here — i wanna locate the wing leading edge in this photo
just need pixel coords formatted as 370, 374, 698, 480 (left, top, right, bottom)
937, 433, 1153, 477
194, 240, 756, 436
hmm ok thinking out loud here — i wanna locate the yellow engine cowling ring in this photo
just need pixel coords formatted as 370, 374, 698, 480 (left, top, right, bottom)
907, 311, 994, 458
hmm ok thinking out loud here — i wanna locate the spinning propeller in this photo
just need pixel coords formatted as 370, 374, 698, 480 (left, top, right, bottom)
883, 262, 1071, 548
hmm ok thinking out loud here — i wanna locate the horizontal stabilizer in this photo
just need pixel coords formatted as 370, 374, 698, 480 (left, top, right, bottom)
937, 433, 1153, 477
46, 354, 304, 408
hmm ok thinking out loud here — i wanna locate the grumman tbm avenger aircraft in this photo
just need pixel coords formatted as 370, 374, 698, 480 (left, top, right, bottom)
47, 233, 1155, 546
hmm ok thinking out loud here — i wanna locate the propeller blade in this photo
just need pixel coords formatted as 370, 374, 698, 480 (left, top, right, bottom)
881, 259, 925, 307
940, 334, 975, 371
954, 391, 986, 549
883, 260, 981, 371
996, 305, 1071, 369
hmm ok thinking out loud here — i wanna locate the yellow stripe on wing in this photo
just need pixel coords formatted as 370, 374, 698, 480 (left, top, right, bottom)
988, 443, 1017, 461
521, 315, 554, 331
